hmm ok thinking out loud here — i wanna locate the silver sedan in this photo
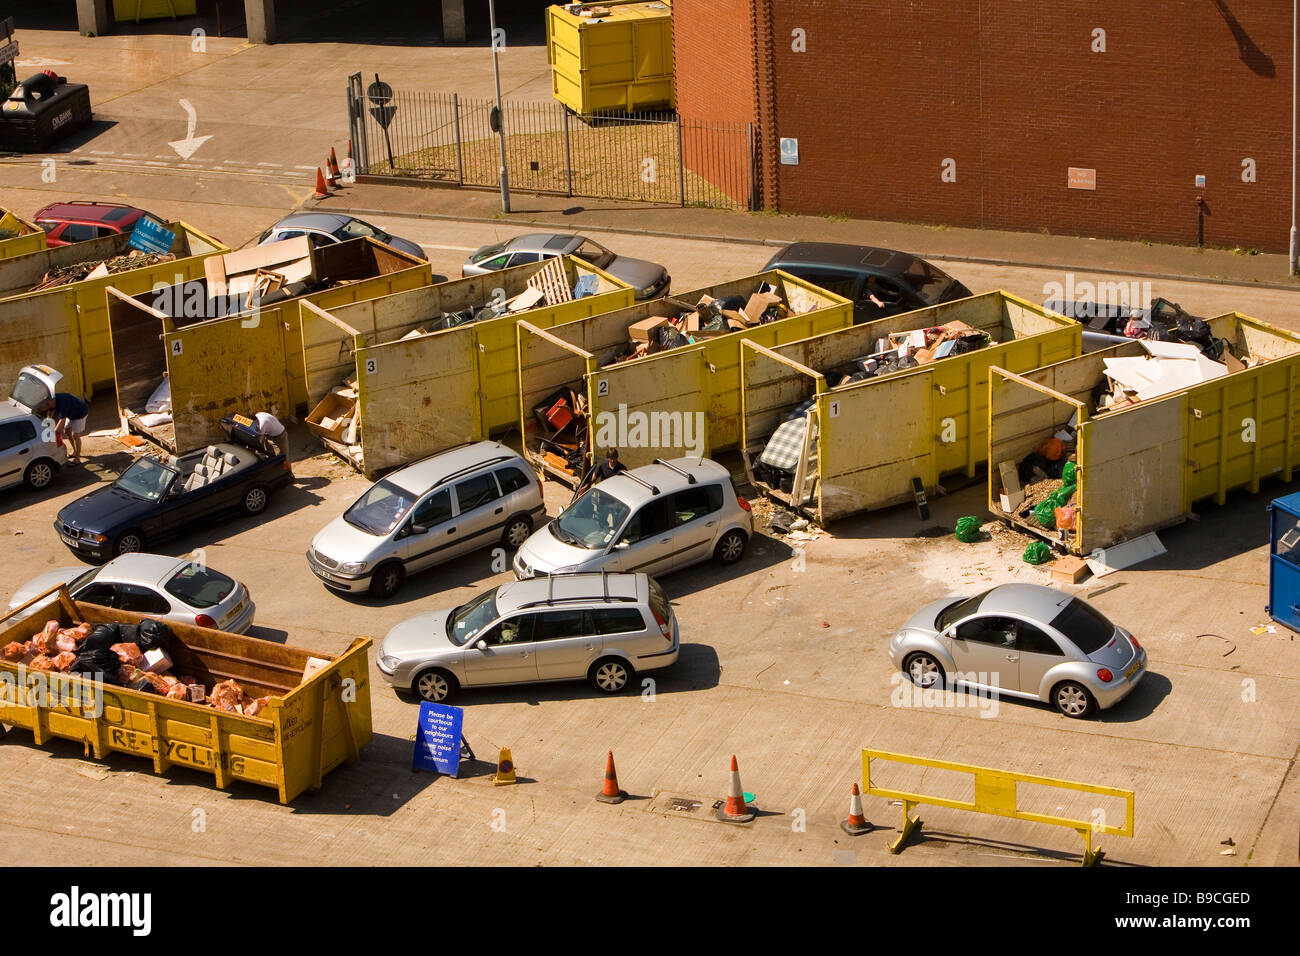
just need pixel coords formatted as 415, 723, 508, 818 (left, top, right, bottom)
462, 233, 670, 300
9, 552, 255, 633
889, 583, 1147, 718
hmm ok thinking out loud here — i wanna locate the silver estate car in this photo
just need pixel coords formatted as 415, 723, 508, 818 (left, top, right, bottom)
9, 552, 255, 633
890, 583, 1147, 718
462, 233, 670, 300
1, 365, 68, 492
377, 572, 679, 702
308, 442, 547, 598
514, 457, 752, 579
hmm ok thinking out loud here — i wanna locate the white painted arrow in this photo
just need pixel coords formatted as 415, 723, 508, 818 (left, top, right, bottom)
168, 99, 213, 160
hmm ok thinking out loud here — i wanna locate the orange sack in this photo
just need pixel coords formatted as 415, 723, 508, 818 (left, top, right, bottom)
3, 641, 26, 662
1036, 438, 1064, 461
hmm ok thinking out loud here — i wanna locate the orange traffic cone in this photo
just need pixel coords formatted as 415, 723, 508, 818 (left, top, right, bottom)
313, 168, 331, 199
492, 746, 517, 787
840, 783, 872, 836
328, 146, 342, 181
595, 750, 627, 804
715, 754, 755, 824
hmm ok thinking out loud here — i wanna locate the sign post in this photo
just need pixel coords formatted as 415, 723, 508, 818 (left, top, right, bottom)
366, 74, 397, 171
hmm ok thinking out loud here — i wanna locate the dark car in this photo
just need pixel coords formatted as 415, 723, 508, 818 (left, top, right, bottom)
762, 242, 973, 324
33, 202, 160, 247
54, 423, 294, 562
258, 212, 428, 262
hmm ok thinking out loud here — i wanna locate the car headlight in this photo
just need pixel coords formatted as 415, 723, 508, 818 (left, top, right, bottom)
89, 533, 107, 544
891, 629, 908, 646
338, 561, 368, 574
378, 654, 399, 669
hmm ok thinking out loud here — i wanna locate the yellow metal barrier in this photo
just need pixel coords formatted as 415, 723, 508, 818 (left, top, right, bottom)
862, 749, 1133, 866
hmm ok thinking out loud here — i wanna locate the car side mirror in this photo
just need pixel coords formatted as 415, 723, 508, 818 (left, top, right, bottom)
411, 524, 428, 536
475, 639, 487, 651
613, 540, 630, 550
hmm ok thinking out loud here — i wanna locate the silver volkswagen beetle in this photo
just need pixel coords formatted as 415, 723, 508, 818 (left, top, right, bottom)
889, 583, 1147, 718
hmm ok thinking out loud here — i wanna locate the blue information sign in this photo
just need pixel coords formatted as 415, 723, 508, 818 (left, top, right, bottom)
127, 217, 176, 256
412, 701, 464, 776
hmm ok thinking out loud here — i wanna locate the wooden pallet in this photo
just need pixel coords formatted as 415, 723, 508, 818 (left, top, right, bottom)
526, 257, 572, 305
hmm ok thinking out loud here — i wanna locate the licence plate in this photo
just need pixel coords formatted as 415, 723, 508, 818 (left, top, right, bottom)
223, 601, 246, 626
232, 414, 254, 427
1125, 659, 1142, 680
60, 532, 77, 546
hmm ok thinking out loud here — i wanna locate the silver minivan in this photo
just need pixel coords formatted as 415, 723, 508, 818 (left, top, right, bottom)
1, 365, 68, 492
377, 572, 679, 702
514, 457, 752, 579
307, 441, 546, 598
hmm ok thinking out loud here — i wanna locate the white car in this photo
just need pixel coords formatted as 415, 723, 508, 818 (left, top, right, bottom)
1, 365, 68, 492
514, 457, 752, 579
9, 552, 256, 633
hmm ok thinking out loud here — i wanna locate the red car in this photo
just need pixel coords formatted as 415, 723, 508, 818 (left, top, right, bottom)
32, 201, 160, 247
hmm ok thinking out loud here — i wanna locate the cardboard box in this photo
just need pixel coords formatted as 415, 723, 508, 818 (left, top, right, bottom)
301, 656, 331, 684
744, 291, 783, 323
307, 392, 357, 442
1050, 555, 1089, 584
629, 315, 671, 343
143, 648, 173, 673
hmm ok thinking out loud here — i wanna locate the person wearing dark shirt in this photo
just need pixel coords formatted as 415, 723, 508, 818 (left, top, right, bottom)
37, 392, 89, 464
592, 448, 627, 483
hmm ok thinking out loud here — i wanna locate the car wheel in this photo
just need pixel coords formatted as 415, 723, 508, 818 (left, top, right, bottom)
242, 485, 270, 515
589, 657, 634, 694
414, 668, 457, 703
23, 458, 56, 490
903, 652, 945, 689
114, 531, 145, 556
369, 561, 406, 599
502, 515, 533, 549
1052, 681, 1097, 719
714, 529, 748, 564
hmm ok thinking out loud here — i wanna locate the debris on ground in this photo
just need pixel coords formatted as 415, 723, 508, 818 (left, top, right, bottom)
31, 250, 176, 290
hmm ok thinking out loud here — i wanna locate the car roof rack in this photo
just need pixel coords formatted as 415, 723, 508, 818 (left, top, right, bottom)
621, 471, 659, 496
653, 458, 695, 484
436, 454, 514, 488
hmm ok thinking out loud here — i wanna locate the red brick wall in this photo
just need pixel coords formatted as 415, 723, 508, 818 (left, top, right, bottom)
675, 0, 1299, 251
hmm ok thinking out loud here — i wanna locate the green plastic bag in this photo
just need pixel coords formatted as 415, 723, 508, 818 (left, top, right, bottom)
1061, 461, 1077, 484
1023, 541, 1053, 565
1034, 500, 1056, 528
954, 516, 982, 542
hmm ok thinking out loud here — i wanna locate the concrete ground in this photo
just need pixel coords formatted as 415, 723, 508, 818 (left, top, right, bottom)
0, 25, 1298, 868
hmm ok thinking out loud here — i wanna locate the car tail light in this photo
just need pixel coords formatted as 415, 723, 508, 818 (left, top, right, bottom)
195, 614, 217, 629
1128, 634, 1142, 650
54, 432, 64, 448
652, 609, 672, 641
1097, 668, 1114, 683
242, 583, 250, 601
737, 495, 751, 512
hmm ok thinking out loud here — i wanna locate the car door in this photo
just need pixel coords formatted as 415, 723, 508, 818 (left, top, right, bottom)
532, 608, 598, 680
0, 420, 34, 489
400, 488, 456, 572
590, 605, 655, 661
506, 252, 542, 267
606, 497, 676, 575
460, 613, 540, 686
947, 615, 1020, 691
666, 483, 725, 570
1014, 620, 1068, 699
451, 471, 505, 556
75, 582, 118, 608
477, 253, 512, 272
153, 467, 201, 540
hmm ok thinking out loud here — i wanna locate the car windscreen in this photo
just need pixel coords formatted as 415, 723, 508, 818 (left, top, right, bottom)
551, 487, 631, 549
648, 577, 673, 626
935, 589, 993, 630
165, 564, 236, 609
447, 587, 500, 646
1049, 598, 1115, 654
901, 257, 958, 303
574, 238, 614, 269
114, 457, 176, 502
344, 479, 418, 536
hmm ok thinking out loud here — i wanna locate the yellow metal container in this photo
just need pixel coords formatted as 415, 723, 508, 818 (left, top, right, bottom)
112, 0, 198, 22
547, 1, 674, 114
738, 292, 1080, 524
0, 222, 228, 400
988, 311, 1300, 555
517, 270, 852, 477
0, 586, 372, 805
0, 208, 46, 261
105, 237, 432, 454
300, 255, 632, 477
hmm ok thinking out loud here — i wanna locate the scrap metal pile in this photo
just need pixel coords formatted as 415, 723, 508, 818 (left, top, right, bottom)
3, 617, 269, 716
31, 250, 175, 291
